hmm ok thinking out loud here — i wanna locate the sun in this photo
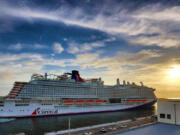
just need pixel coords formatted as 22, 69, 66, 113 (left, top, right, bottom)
168, 66, 180, 79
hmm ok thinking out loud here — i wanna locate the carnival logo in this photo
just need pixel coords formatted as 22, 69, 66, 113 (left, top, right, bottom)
32, 107, 58, 115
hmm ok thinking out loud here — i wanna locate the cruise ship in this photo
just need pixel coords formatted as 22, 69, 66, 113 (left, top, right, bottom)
0, 70, 156, 118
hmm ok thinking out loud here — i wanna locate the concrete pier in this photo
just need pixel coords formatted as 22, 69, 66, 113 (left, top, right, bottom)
45, 115, 157, 135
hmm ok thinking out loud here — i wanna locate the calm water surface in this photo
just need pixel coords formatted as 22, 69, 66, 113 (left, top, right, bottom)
0, 105, 156, 135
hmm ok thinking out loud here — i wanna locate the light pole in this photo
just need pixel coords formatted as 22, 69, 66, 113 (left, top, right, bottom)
68, 117, 71, 135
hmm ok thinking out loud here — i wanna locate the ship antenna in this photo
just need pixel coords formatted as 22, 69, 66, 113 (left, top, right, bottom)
116, 78, 120, 87
45, 73, 48, 80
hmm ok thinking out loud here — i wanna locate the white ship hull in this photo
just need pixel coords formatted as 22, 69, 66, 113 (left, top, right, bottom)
0, 70, 157, 118
0, 100, 156, 118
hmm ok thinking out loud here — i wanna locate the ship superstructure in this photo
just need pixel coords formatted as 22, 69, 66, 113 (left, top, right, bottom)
0, 70, 156, 118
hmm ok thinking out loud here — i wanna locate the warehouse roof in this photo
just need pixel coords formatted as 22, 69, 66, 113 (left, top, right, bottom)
158, 98, 180, 102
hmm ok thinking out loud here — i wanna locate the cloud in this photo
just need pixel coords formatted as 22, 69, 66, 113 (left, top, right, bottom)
133, 6, 180, 22
67, 41, 105, 54
61, 5, 180, 48
130, 35, 180, 48
74, 49, 161, 71
91, 42, 105, 47
0, 53, 45, 95
1, 1, 180, 97
53, 42, 64, 54
0, 47, 180, 96
67, 48, 180, 98
0, 5, 59, 22
1, 1, 180, 48
0, 51, 76, 96
7, 43, 49, 51
127, 6, 180, 48
34, 44, 48, 49
67, 43, 80, 54
72, 52, 100, 69
104, 37, 116, 42
8, 43, 22, 50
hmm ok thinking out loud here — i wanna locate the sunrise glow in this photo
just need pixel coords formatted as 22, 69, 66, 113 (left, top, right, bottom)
168, 66, 180, 79
0, 0, 180, 98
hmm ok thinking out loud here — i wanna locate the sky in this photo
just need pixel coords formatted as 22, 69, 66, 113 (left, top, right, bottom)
0, 0, 180, 98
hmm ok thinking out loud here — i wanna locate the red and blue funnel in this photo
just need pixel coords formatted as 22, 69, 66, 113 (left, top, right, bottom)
71, 70, 84, 82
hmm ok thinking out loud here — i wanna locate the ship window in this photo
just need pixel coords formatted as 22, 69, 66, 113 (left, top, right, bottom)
167, 114, 171, 119
15, 104, 29, 106
109, 98, 121, 103
160, 113, 165, 118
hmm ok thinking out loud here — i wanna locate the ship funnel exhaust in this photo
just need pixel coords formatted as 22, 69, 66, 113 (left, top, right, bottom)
71, 70, 84, 82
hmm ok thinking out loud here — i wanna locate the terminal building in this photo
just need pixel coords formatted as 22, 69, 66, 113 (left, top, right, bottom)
158, 98, 180, 125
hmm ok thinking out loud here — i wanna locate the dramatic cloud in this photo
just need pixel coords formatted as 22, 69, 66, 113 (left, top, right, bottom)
1, 1, 180, 48
0, 47, 180, 97
72, 50, 161, 71
0, 0, 180, 98
133, 6, 180, 22
0, 4, 59, 22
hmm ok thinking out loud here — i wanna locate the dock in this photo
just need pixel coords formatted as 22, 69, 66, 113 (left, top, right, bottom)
45, 115, 157, 135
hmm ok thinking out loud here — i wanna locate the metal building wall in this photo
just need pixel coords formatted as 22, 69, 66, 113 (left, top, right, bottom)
158, 99, 180, 125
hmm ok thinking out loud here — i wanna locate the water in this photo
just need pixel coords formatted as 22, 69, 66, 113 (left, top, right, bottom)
0, 105, 155, 135
0, 119, 15, 123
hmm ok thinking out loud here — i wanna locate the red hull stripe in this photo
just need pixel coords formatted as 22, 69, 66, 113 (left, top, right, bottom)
96, 100, 105, 103
86, 100, 94, 103
64, 101, 74, 103
76, 100, 84, 103
64, 100, 106, 103
126, 99, 147, 102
